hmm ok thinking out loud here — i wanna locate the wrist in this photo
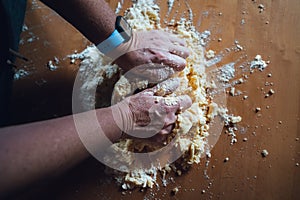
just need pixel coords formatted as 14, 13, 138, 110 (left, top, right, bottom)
113, 102, 133, 133
96, 16, 133, 58
96, 107, 123, 142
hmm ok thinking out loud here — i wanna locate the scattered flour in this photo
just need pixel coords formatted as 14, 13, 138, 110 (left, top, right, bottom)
26, 32, 39, 43
261, 149, 269, 157
115, 0, 124, 14
70, 46, 118, 110
14, 69, 30, 80
206, 50, 216, 59
218, 62, 236, 82
250, 55, 268, 71
47, 60, 58, 71
167, 0, 175, 15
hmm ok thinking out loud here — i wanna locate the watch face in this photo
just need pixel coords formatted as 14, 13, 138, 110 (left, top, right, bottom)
116, 16, 132, 42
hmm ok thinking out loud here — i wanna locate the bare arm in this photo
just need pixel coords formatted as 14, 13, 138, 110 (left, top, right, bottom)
40, 0, 190, 72
0, 78, 191, 197
0, 0, 192, 197
0, 107, 121, 197
41, 0, 117, 44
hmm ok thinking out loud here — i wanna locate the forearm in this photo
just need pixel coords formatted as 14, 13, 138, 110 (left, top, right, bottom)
41, 0, 116, 44
0, 107, 121, 196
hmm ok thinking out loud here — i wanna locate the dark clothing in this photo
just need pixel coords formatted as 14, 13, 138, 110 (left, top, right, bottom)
0, 0, 27, 126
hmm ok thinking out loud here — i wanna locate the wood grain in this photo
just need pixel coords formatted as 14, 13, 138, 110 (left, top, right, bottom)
11, 0, 300, 199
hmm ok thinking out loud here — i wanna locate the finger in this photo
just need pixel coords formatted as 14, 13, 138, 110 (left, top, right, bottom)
163, 53, 187, 71
162, 95, 192, 113
141, 78, 180, 96
152, 133, 168, 143
144, 78, 180, 96
159, 32, 190, 57
134, 31, 189, 56
164, 112, 177, 127
113, 48, 153, 72
159, 124, 174, 135
169, 45, 190, 59
149, 50, 187, 71
129, 63, 175, 82
152, 125, 174, 143
163, 31, 187, 46
134, 31, 168, 51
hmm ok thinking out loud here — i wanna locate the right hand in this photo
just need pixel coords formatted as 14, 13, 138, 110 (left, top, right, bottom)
111, 30, 190, 81
111, 78, 192, 141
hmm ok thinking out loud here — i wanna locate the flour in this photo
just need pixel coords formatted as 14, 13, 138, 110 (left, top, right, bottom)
22, 24, 28, 32
115, 1, 123, 14
47, 60, 58, 71
261, 149, 269, 157
250, 55, 268, 71
206, 50, 216, 59
167, 0, 175, 15
218, 62, 236, 82
199, 30, 211, 46
14, 69, 30, 80
124, 0, 161, 31
70, 46, 118, 110
26, 32, 39, 43
258, 4, 265, 13
184, 1, 194, 21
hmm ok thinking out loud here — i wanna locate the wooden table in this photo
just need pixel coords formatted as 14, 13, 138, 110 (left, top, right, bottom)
11, 0, 300, 199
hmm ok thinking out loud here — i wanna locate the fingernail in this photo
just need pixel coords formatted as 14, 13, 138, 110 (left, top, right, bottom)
177, 95, 192, 110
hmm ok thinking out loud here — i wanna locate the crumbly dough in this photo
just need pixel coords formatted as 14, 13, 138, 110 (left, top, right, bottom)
75, 0, 241, 189
109, 0, 212, 189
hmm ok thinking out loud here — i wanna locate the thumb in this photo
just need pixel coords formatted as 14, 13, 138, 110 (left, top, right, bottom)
149, 49, 187, 71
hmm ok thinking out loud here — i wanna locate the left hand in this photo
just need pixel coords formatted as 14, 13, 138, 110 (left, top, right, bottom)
111, 78, 192, 141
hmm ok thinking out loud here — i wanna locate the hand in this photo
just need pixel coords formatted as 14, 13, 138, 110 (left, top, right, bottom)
111, 78, 192, 141
112, 30, 190, 74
